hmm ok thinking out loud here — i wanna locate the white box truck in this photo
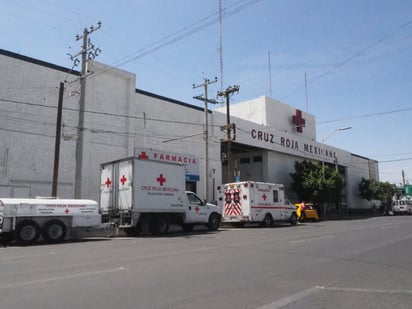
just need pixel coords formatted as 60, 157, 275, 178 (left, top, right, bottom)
0, 198, 101, 244
100, 157, 221, 235
218, 181, 298, 227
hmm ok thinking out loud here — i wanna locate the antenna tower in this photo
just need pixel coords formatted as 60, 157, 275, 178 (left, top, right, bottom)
219, 0, 224, 92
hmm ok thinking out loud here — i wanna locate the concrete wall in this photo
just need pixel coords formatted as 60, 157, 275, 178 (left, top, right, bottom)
0, 49, 378, 210
0, 51, 79, 198
0, 52, 221, 201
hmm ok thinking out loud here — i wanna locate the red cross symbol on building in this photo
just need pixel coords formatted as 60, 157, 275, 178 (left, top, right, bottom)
262, 193, 267, 201
105, 177, 111, 188
65, 208, 70, 214
120, 175, 127, 185
138, 151, 149, 160
157, 174, 166, 186
292, 109, 306, 133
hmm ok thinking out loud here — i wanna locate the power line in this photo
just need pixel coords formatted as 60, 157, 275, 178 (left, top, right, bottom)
280, 18, 412, 101
88, 0, 262, 80
317, 106, 412, 124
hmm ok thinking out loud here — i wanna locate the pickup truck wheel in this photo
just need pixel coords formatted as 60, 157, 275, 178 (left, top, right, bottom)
42, 220, 67, 242
15, 220, 40, 244
150, 216, 169, 235
182, 224, 194, 233
261, 214, 273, 227
207, 213, 220, 231
290, 213, 298, 226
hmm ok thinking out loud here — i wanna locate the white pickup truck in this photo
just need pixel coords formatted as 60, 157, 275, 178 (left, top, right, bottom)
100, 157, 222, 235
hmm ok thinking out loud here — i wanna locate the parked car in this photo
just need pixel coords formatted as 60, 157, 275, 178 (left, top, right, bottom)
392, 199, 412, 215
295, 202, 319, 222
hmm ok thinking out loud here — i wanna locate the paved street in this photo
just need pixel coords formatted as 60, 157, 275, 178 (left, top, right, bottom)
1, 216, 412, 309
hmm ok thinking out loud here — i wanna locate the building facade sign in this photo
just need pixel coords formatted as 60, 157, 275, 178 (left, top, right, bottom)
134, 147, 200, 181
250, 128, 337, 160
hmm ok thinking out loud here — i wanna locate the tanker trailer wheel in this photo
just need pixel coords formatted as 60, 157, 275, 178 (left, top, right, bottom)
207, 213, 220, 231
15, 220, 41, 245
42, 220, 67, 242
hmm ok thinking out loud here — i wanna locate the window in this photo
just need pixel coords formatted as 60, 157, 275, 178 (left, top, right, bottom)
253, 156, 262, 162
273, 190, 279, 203
187, 192, 203, 205
240, 157, 251, 164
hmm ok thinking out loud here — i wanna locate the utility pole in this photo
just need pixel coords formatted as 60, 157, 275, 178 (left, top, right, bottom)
193, 77, 218, 202
217, 85, 239, 183
52, 82, 65, 197
68, 21, 102, 198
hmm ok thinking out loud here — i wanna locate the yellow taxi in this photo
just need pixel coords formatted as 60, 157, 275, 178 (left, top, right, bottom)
295, 202, 319, 222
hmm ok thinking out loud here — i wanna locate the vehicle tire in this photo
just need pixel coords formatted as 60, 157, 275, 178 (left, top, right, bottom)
207, 213, 220, 231
42, 220, 67, 242
15, 220, 40, 245
290, 213, 298, 226
124, 224, 142, 236
150, 215, 169, 235
261, 214, 273, 227
182, 224, 194, 233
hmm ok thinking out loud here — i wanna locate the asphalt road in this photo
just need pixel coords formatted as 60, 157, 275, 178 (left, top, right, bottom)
1, 216, 412, 309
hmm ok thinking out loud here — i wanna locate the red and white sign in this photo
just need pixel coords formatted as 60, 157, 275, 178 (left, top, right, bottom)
134, 147, 200, 181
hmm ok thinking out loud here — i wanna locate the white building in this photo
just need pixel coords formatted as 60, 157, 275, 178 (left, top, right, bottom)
0, 49, 378, 213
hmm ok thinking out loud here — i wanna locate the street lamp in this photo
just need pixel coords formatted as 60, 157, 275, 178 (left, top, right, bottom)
321, 126, 352, 178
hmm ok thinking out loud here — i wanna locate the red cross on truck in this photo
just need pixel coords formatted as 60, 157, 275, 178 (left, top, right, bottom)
157, 174, 166, 186
120, 175, 127, 185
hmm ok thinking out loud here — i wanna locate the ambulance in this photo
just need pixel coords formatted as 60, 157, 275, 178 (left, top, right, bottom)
218, 181, 298, 227
100, 157, 221, 235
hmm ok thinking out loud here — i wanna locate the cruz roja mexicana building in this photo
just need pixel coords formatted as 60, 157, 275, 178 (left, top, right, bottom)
0, 49, 379, 212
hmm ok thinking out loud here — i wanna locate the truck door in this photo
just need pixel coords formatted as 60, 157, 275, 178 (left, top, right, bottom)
118, 160, 133, 210
185, 192, 208, 223
100, 163, 114, 213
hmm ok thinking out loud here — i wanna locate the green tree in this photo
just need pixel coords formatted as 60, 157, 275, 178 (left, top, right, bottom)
290, 160, 345, 216
290, 160, 319, 202
358, 177, 396, 214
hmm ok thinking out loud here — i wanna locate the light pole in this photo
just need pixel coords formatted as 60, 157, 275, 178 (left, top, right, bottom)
321, 127, 352, 179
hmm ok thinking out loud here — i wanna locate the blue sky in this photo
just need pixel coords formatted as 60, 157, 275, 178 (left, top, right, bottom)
2, 0, 412, 185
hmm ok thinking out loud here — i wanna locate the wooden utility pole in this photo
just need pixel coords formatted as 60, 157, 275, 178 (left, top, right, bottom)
52, 82, 64, 197
217, 85, 239, 183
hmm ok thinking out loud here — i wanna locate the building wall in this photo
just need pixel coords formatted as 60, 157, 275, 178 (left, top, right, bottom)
0, 52, 221, 201
0, 49, 379, 210
215, 96, 316, 140
0, 51, 80, 198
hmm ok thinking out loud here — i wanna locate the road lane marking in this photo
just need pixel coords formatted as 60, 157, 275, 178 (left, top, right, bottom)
256, 285, 412, 309
380, 224, 400, 230
256, 286, 321, 309
0, 267, 125, 290
321, 286, 412, 295
291, 235, 333, 244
